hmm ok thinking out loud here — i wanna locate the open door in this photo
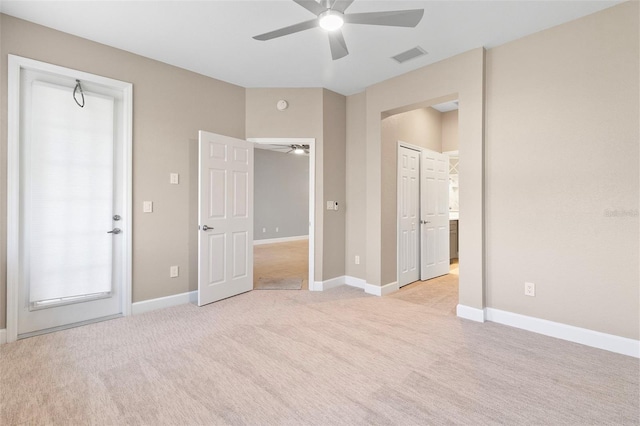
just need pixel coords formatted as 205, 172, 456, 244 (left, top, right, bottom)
398, 145, 421, 287
420, 149, 450, 281
198, 131, 253, 306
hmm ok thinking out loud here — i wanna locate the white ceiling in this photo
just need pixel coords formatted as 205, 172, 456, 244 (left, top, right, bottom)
0, 0, 622, 95
431, 100, 458, 113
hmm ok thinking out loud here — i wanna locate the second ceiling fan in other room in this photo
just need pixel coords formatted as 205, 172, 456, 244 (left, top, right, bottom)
252, 0, 425, 60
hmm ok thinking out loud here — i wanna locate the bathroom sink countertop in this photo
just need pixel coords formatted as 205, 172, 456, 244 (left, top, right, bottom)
449, 212, 459, 220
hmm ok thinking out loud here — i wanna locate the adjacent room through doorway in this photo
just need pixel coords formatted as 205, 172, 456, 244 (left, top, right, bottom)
390, 100, 460, 312
252, 139, 313, 291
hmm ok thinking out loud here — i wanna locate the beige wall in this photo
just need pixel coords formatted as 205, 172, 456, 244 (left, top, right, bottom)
322, 89, 347, 280
345, 92, 367, 279
0, 15, 246, 328
245, 88, 347, 281
485, 2, 639, 339
384, 108, 443, 151
442, 110, 459, 153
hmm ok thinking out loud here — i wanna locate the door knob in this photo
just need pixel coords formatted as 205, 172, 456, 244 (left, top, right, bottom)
420, 220, 430, 224
202, 225, 214, 231
107, 228, 121, 234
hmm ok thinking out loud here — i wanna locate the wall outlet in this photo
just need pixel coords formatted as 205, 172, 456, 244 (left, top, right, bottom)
355, 255, 360, 265
525, 282, 535, 297
275, 227, 279, 233
170, 173, 179, 184
170, 266, 179, 278
143, 201, 153, 213
262, 227, 266, 233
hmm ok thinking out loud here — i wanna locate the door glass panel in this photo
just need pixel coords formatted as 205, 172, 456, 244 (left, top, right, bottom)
27, 81, 115, 304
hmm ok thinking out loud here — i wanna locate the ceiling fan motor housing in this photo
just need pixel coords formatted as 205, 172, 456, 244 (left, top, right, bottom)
252, 0, 425, 60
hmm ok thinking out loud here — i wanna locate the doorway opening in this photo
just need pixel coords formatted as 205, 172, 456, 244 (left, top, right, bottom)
391, 100, 460, 310
248, 138, 315, 291
6, 55, 133, 342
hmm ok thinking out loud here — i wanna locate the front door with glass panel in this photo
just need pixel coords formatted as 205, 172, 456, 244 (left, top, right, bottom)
15, 63, 129, 337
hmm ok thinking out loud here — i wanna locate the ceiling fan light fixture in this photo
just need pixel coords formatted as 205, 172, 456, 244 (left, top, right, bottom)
294, 146, 305, 154
319, 10, 344, 31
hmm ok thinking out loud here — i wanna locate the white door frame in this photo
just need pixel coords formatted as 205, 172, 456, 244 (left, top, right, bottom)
396, 141, 424, 287
247, 138, 315, 290
6, 55, 133, 343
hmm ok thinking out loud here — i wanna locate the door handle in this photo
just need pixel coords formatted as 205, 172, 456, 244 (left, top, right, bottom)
202, 225, 214, 231
420, 220, 430, 224
107, 228, 121, 234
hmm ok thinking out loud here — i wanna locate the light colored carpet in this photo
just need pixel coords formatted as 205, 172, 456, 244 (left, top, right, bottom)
255, 277, 302, 290
0, 283, 638, 425
254, 239, 308, 290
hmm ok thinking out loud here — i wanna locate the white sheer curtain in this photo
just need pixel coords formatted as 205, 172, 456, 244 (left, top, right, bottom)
28, 81, 115, 303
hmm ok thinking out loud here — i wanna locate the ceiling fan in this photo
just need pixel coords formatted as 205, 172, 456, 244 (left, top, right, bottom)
285, 144, 310, 155
260, 144, 310, 155
253, 0, 425, 60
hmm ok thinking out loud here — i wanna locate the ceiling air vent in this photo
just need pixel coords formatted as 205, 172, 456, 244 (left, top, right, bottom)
392, 46, 427, 64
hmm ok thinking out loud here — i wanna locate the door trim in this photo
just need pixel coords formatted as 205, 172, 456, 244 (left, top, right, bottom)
6, 55, 133, 343
248, 138, 315, 291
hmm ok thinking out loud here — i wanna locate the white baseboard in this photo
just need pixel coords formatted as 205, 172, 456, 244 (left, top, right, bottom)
344, 276, 366, 289
132, 291, 197, 316
311, 275, 346, 291
311, 276, 399, 296
253, 235, 309, 246
0, 329, 6, 345
485, 308, 639, 358
457, 304, 486, 323
365, 281, 399, 296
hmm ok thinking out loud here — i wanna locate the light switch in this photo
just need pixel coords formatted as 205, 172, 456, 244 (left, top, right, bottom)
143, 201, 153, 213
170, 266, 179, 278
170, 173, 179, 184
326, 201, 339, 211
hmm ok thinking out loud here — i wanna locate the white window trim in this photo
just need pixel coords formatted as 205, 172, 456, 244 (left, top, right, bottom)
6, 55, 133, 343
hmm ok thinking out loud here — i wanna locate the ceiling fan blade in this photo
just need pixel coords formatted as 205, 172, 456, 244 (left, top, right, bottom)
293, 0, 327, 16
328, 29, 349, 60
253, 19, 319, 41
331, 0, 355, 13
344, 9, 425, 27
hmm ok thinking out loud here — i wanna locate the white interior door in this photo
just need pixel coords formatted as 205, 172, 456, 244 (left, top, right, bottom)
398, 146, 421, 287
198, 131, 254, 306
11, 59, 132, 339
421, 149, 450, 281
